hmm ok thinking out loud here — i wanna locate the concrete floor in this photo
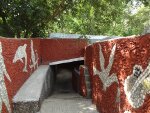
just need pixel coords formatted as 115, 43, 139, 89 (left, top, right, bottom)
38, 68, 98, 113
39, 93, 98, 113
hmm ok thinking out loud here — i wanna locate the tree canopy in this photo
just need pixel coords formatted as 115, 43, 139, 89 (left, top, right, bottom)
0, 0, 149, 38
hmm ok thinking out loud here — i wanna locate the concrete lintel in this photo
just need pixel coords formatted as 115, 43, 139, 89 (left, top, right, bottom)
49, 57, 84, 66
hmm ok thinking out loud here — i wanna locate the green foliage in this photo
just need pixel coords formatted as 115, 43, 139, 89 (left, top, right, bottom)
0, 0, 74, 38
0, 0, 150, 38
49, 0, 128, 36
49, 0, 150, 36
126, 6, 150, 35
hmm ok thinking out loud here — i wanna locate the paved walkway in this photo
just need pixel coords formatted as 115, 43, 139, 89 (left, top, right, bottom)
39, 92, 98, 113
39, 68, 98, 113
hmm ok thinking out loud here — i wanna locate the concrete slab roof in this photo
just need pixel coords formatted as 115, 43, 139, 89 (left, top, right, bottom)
49, 57, 84, 66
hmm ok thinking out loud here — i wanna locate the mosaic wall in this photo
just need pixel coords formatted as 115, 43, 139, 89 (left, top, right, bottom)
0, 38, 41, 113
0, 42, 11, 113
84, 34, 150, 113
1, 34, 150, 113
0, 37, 87, 113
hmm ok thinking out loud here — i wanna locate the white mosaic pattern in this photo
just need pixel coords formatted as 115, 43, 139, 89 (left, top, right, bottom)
13, 44, 28, 72
124, 64, 150, 108
30, 40, 39, 70
93, 44, 120, 102
124, 110, 131, 113
0, 42, 11, 113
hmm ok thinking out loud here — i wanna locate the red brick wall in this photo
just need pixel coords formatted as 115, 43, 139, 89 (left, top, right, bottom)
84, 34, 150, 113
41, 39, 87, 64
0, 38, 41, 113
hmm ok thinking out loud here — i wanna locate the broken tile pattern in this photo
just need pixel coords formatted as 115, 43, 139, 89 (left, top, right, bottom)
0, 42, 11, 113
124, 64, 150, 108
13, 44, 28, 72
93, 44, 120, 102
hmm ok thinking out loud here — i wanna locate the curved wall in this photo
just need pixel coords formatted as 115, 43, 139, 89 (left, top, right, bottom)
84, 34, 150, 113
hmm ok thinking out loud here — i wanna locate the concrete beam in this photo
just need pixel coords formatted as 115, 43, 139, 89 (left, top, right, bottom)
49, 57, 84, 66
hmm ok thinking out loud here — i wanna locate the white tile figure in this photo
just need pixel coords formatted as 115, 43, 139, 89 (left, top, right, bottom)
124, 110, 131, 113
124, 63, 150, 108
13, 44, 27, 72
30, 40, 38, 70
93, 44, 120, 103
0, 42, 11, 113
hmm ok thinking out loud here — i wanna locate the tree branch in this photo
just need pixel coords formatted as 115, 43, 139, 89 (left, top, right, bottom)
50, 0, 70, 20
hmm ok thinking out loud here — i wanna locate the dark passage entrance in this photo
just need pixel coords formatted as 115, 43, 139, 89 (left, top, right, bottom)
39, 58, 98, 113
55, 68, 73, 93
51, 60, 84, 95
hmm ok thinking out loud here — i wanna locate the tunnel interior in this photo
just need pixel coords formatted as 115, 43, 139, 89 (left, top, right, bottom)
50, 60, 84, 95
